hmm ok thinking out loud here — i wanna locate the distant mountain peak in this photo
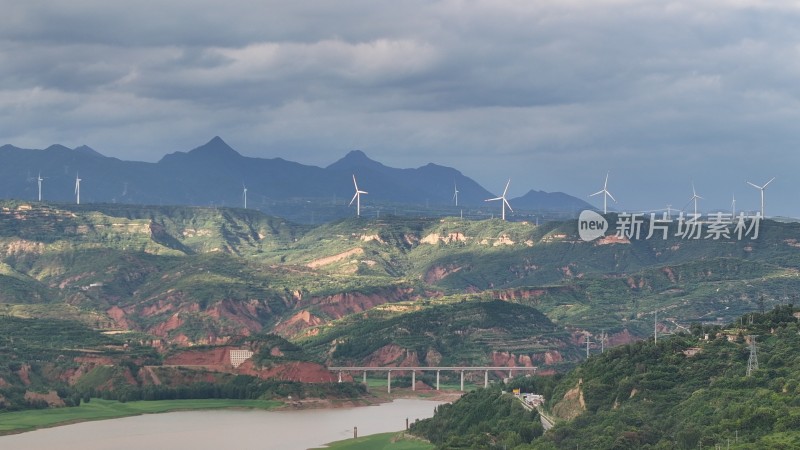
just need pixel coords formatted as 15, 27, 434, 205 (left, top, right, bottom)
208, 136, 226, 146
157, 136, 242, 165
511, 189, 593, 211
187, 136, 241, 158
73, 145, 104, 157
345, 149, 368, 159
44, 144, 71, 152
38, 144, 104, 157
326, 149, 387, 171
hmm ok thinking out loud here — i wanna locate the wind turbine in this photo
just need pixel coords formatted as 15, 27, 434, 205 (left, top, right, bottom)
485, 179, 513, 221
37, 172, 44, 202
349, 174, 368, 217
74, 172, 82, 205
453, 182, 459, 207
589, 171, 616, 214
242, 184, 247, 209
746, 177, 775, 217
686, 181, 702, 217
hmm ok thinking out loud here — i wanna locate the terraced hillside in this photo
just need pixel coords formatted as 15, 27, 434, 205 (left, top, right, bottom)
0, 200, 797, 390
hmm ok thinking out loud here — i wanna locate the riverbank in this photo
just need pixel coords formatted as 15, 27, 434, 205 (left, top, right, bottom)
0, 389, 461, 437
312, 431, 435, 450
0, 398, 446, 450
0, 398, 281, 436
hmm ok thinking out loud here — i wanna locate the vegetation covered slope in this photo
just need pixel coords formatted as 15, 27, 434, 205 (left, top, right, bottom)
299, 300, 577, 367
411, 385, 543, 449
1, 200, 800, 407
407, 306, 800, 449
533, 306, 800, 449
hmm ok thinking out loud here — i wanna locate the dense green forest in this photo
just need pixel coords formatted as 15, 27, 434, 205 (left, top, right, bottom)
80, 375, 366, 404
409, 306, 800, 449
410, 384, 544, 448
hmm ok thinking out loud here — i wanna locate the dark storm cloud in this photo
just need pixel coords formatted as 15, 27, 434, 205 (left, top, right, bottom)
1, 1, 800, 215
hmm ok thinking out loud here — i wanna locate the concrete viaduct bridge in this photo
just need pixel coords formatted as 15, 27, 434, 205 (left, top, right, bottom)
328, 366, 539, 393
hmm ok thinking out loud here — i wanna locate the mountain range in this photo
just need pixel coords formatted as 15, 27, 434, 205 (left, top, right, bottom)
0, 137, 592, 223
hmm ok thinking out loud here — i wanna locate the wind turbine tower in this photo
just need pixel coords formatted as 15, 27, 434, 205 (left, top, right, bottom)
349, 174, 368, 217
242, 184, 247, 209
589, 172, 616, 214
484, 179, 513, 221
74, 173, 82, 205
687, 182, 702, 217
746, 177, 775, 217
37, 172, 44, 202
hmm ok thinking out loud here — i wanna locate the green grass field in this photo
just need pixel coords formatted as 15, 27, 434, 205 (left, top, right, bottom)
311, 432, 434, 450
0, 398, 281, 435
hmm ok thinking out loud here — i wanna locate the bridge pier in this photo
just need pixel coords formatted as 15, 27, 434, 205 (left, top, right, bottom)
326, 366, 539, 393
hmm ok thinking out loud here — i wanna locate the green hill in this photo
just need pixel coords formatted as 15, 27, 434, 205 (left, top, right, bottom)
408, 306, 800, 449
299, 300, 578, 368
1, 201, 800, 416
539, 306, 800, 449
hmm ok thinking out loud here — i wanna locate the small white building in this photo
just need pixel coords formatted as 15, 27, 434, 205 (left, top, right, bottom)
523, 394, 545, 407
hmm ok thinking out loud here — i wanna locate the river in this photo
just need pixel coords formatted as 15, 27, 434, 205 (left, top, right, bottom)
0, 398, 445, 450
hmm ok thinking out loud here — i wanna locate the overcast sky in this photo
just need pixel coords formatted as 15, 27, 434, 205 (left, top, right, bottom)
2, 1, 799, 216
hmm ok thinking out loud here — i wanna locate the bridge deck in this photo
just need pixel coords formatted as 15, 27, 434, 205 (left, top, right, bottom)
329, 366, 538, 371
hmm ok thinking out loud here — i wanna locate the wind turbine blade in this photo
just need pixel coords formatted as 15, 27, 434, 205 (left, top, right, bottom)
485, 197, 501, 202
359, 190, 368, 195
504, 198, 513, 212
502, 179, 511, 197
604, 172, 609, 189
352, 174, 359, 190
763, 177, 775, 188
590, 190, 604, 197
746, 181, 760, 189
606, 191, 617, 203
349, 192, 358, 206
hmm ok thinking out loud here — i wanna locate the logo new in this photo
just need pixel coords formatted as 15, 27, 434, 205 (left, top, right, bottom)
578, 210, 608, 242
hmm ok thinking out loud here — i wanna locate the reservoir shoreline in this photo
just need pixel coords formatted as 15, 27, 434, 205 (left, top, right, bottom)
0, 389, 460, 436
0, 396, 450, 450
